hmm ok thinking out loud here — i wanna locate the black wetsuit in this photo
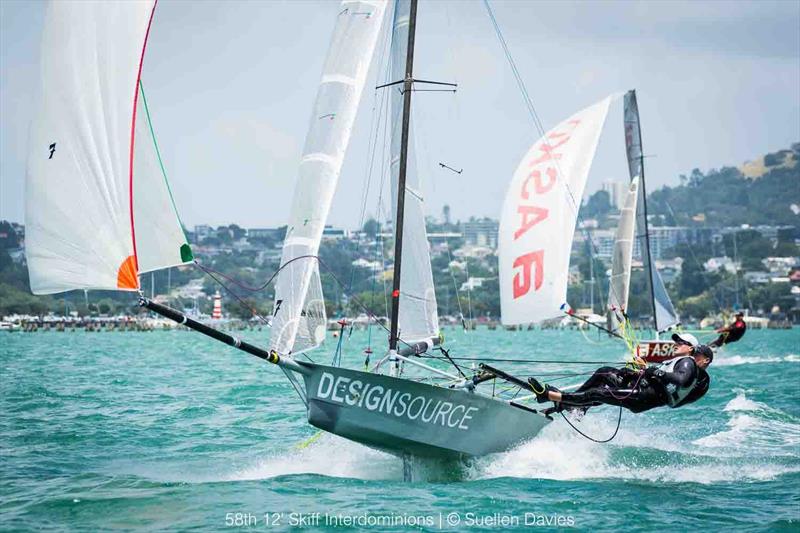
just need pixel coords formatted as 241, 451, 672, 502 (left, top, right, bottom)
710, 319, 746, 347
558, 358, 710, 413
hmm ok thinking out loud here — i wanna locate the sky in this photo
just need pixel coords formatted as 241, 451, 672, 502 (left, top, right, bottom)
1, 0, 798, 230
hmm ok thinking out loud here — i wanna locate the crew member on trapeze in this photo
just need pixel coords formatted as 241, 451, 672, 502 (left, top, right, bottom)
528, 333, 713, 414
709, 311, 747, 348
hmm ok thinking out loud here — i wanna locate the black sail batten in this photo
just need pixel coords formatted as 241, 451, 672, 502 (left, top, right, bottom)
388, 0, 418, 352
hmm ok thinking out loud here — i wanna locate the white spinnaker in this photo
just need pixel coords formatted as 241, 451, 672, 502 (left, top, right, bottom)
270, 0, 387, 355
26, 1, 190, 295
389, 0, 439, 344
134, 83, 193, 274
607, 176, 639, 332
499, 96, 613, 326
624, 90, 678, 331
26, 0, 156, 294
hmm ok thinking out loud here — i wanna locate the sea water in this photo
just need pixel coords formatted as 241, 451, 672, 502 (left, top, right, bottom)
1, 327, 798, 530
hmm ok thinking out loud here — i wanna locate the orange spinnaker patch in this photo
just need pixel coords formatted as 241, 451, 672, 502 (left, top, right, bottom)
117, 255, 139, 290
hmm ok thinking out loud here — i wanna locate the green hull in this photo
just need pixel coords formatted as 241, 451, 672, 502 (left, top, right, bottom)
298, 362, 551, 459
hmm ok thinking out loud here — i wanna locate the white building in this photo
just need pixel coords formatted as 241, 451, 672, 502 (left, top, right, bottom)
193, 224, 212, 242
762, 256, 799, 275
602, 180, 627, 208
462, 219, 498, 249
351, 258, 382, 271
704, 256, 740, 274
460, 277, 487, 291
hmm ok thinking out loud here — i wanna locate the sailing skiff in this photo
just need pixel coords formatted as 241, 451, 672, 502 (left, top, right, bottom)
26, 0, 629, 464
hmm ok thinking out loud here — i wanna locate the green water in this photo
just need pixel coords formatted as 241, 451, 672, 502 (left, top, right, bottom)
1, 327, 798, 531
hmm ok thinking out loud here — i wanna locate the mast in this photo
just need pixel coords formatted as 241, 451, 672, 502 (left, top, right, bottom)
630, 90, 659, 333
388, 0, 418, 352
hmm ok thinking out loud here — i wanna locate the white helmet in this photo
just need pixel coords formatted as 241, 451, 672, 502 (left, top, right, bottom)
671, 332, 699, 347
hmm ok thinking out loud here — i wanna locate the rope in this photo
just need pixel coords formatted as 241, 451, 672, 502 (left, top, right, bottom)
445, 240, 467, 331
482, 0, 622, 317
194, 262, 271, 326
663, 200, 726, 311
560, 407, 622, 443
418, 354, 626, 365
195, 255, 426, 357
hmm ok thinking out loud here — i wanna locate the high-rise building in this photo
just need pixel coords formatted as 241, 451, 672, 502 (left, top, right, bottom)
462, 218, 498, 249
601, 180, 627, 209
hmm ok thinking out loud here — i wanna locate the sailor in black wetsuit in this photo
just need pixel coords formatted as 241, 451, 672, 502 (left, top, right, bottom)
710, 312, 746, 348
529, 343, 713, 414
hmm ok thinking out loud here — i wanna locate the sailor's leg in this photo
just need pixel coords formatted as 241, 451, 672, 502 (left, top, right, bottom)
709, 334, 725, 348
574, 367, 625, 393
562, 386, 663, 413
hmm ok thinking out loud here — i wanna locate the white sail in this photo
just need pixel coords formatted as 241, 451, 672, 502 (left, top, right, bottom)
270, 0, 387, 355
26, 1, 190, 295
389, 0, 439, 344
624, 90, 679, 331
289, 264, 327, 354
607, 176, 639, 331
133, 83, 194, 274
499, 96, 613, 325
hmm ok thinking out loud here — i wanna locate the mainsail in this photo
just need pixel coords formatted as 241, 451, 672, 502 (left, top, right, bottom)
499, 96, 612, 326
607, 176, 639, 331
624, 90, 679, 331
270, 0, 387, 355
26, 0, 191, 295
388, 0, 439, 344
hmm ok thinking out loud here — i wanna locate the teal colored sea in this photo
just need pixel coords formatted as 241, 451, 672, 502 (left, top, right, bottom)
2, 327, 798, 531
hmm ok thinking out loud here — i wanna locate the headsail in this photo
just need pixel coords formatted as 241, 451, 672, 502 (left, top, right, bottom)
26, 0, 191, 295
499, 95, 613, 326
624, 90, 679, 331
388, 0, 439, 344
270, 0, 387, 355
607, 176, 639, 331
133, 83, 194, 274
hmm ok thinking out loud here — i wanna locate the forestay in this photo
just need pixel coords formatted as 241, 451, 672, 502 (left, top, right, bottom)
607, 176, 639, 332
499, 96, 613, 325
26, 0, 191, 295
388, 0, 439, 344
270, 0, 387, 355
624, 90, 679, 331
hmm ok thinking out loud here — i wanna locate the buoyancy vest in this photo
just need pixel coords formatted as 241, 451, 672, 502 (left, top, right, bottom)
652, 356, 698, 407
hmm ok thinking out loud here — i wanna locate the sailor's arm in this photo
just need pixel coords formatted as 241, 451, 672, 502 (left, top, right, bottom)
646, 358, 698, 388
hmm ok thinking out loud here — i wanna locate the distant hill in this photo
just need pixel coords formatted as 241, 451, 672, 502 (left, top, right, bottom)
739, 145, 798, 178
647, 143, 800, 228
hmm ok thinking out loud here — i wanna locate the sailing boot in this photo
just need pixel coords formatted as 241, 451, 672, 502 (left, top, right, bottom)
528, 377, 558, 403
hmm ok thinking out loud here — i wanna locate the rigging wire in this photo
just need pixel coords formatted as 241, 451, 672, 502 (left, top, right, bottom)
417, 354, 627, 365
445, 239, 468, 330
192, 262, 315, 364
195, 254, 424, 357
663, 199, 727, 311
348, 19, 394, 300
482, 0, 629, 329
